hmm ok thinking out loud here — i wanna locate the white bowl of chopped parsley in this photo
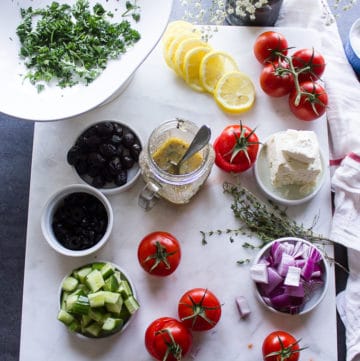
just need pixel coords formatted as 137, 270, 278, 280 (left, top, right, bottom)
0, 0, 172, 121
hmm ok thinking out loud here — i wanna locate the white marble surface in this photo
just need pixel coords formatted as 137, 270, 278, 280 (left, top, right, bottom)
20, 26, 337, 360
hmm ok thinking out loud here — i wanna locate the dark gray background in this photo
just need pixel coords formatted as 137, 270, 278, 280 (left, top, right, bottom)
1, 1, 359, 360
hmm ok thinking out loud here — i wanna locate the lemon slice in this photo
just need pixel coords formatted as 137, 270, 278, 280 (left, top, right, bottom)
183, 46, 212, 92
164, 32, 201, 70
213, 71, 256, 114
174, 38, 210, 77
199, 50, 239, 94
162, 20, 193, 47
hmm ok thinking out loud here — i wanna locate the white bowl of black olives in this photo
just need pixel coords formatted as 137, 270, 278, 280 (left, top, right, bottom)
41, 184, 114, 257
67, 120, 143, 195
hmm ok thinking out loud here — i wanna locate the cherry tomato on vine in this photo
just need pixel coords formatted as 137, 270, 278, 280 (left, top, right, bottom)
178, 288, 222, 331
260, 61, 294, 97
138, 231, 181, 276
288, 81, 328, 121
262, 330, 303, 361
291, 48, 326, 82
253, 31, 288, 64
213, 123, 260, 173
145, 317, 192, 361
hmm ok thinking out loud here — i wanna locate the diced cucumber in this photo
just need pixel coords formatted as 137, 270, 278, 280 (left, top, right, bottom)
86, 269, 105, 292
102, 317, 123, 332
81, 314, 92, 328
61, 276, 79, 292
118, 280, 132, 299
88, 291, 106, 308
85, 322, 102, 337
124, 296, 140, 315
66, 294, 90, 315
103, 291, 120, 305
74, 266, 92, 283
103, 275, 119, 292
88, 309, 105, 323
101, 263, 115, 279
58, 262, 140, 338
106, 296, 123, 314
68, 320, 81, 333
57, 309, 74, 325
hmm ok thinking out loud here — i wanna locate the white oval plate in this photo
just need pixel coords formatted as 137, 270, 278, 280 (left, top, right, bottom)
0, 0, 172, 121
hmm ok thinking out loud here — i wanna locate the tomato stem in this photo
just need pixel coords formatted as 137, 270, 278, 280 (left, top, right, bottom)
144, 241, 177, 273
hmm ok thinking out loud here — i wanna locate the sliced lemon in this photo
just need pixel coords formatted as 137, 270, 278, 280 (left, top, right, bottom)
199, 50, 239, 94
183, 46, 212, 92
173, 38, 210, 77
164, 32, 201, 70
213, 71, 256, 114
162, 20, 193, 47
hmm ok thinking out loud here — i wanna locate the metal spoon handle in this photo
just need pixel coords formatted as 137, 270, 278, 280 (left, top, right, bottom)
179, 125, 211, 165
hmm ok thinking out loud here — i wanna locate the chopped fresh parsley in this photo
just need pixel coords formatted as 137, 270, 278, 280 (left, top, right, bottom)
16, 0, 141, 91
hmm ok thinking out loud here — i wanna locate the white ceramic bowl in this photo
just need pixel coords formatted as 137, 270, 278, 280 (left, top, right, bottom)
58, 261, 138, 338
345, 17, 360, 75
254, 134, 326, 206
0, 0, 172, 121
252, 237, 329, 315
67, 120, 143, 195
41, 184, 113, 256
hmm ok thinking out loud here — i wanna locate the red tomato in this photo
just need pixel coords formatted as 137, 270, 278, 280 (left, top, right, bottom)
291, 48, 326, 82
213, 123, 260, 173
253, 31, 288, 64
178, 288, 222, 331
145, 317, 192, 361
288, 81, 328, 121
260, 61, 294, 97
262, 330, 302, 361
138, 231, 181, 276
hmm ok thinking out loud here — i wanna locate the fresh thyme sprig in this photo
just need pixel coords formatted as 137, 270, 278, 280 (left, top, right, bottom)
201, 182, 348, 272
201, 182, 332, 248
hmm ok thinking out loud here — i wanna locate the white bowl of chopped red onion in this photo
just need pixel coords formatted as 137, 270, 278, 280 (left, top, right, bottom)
251, 237, 329, 315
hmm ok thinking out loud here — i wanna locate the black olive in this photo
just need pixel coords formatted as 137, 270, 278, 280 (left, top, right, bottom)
110, 134, 122, 145
122, 132, 136, 147
113, 123, 124, 137
99, 143, 117, 158
84, 135, 102, 149
67, 145, 82, 165
87, 166, 101, 178
75, 160, 88, 175
108, 157, 123, 175
95, 121, 114, 136
121, 154, 135, 169
88, 152, 106, 168
92, 175, 106, 188
130, 143, 142, 161
114, 170, 128, 186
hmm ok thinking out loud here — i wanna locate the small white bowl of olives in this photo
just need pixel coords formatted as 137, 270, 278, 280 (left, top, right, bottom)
41, 184, 114, 257
66, 120, 143, 195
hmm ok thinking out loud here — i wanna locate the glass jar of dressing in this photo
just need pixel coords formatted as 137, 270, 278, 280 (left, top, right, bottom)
138, 119, 215, 210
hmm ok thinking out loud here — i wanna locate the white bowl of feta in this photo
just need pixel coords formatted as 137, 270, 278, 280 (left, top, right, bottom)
254, 129, 326, 206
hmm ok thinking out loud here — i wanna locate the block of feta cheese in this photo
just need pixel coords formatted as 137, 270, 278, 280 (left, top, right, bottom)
266, 130, 322, 189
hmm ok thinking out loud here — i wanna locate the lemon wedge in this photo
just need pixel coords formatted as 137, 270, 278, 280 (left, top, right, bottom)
199, 50, 239, 94
174, 38, 211, 77
213, 71, 256, 114
183, 46, 212, 92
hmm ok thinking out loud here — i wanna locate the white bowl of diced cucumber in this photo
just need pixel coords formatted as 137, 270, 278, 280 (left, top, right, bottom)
58, 261, 140, 338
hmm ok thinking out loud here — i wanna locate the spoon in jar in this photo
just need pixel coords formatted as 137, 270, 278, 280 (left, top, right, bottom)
169, 125, 211, 173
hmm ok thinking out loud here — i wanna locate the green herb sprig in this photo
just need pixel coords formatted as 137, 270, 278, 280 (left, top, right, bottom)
122, 0, 141, 22
201, 182, 332, 248
16, 0, 141, 91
